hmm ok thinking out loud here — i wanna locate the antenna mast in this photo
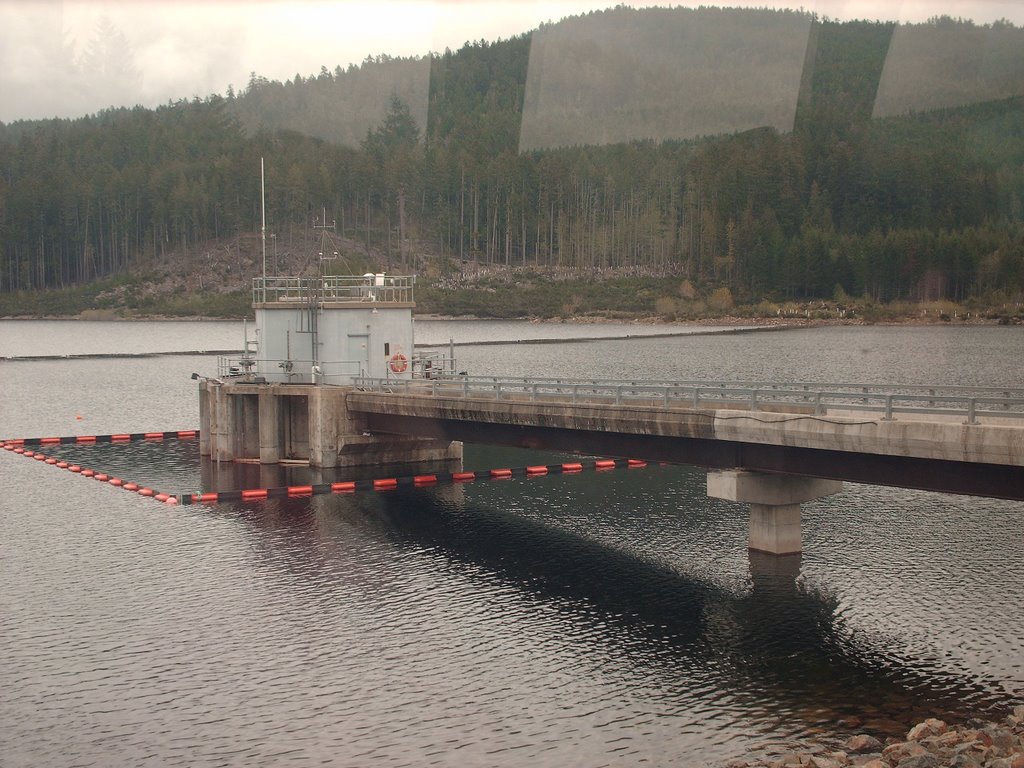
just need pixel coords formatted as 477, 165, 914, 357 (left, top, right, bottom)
260, 157, 267, 278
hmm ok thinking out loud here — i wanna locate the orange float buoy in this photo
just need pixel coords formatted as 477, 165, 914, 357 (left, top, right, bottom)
154, 493, 169, 502
196, 492, 219, 504
526, 465, 548, 476
331, 482, 356, 494
562, 463, 583, 473
489, 468, 513, 479
109, 478, 123, 486
94, 473, 109, 481
82, 469, 95, 477
122, 482, 139, 491
452, 472, 476, 483
241, 488, 268, 500
627, 459, 647, 468
413, 475, 438, 486
373, 478, 398, 491
69, 465, 82, 473
76, 415, 84, 420
287, 485, 314, 496
138, 488, 155, 497
165, 497, 178, 505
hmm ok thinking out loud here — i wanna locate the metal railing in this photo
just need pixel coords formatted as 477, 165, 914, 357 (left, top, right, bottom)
218, 355, 365, 383
252, 274, 415, 305
351, 376, 1024, 424
216, 351, 455, 384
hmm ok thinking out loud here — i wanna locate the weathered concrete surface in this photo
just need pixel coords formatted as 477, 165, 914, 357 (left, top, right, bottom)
708, 470, 843, 554
199, 383, 462, 469
346, 391, 717, 440
707, 470, 844, 506
348, 391, 1024, 467
710, 408, 1024, 467
345, 390, 1024, 500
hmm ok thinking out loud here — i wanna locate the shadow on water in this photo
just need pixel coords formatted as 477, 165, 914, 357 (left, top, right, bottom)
213, 484, 1015, 743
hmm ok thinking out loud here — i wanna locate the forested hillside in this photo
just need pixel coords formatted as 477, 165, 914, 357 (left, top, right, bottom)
1, 7, 1022, 316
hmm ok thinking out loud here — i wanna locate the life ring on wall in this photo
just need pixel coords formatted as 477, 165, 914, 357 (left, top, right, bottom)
389, 353, 408, 374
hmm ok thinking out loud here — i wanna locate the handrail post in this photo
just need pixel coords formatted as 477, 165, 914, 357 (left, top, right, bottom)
751, 389, 758, 412
882, 394, 894, 420
966, 398, 977, 425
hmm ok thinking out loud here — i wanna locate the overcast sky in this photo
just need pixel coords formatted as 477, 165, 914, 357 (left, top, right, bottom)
1, 0, 1022, 123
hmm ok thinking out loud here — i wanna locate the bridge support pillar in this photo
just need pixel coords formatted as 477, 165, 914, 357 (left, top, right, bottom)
258, 390, 282, 464
707, 470, 842, 555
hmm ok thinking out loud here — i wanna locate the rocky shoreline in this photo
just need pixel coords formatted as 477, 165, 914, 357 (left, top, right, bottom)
728, 709, 1024, 768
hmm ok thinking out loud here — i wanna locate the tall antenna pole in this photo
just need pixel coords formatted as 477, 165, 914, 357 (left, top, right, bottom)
260, 157, 267, 278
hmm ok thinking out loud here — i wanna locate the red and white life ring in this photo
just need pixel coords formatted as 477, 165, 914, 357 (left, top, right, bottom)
389, 353, 408, 374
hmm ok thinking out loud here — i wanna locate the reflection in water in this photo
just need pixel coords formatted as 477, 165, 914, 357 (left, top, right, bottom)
209, 480, 1016, 760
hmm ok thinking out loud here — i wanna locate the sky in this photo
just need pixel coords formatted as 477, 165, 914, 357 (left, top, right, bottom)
1, 0, 1022, 123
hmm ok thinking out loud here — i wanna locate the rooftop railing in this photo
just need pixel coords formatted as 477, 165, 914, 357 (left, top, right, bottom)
252, 275, 415, 305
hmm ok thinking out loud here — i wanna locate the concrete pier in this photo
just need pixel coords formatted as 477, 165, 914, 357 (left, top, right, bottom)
200, 381, 462, 469
707, 470, 843, 554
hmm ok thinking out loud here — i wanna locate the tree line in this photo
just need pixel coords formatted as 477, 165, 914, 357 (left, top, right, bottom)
0, 7, 1021, 303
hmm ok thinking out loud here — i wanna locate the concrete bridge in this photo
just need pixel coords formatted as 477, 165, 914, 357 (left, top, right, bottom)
199, 376, 1024, 555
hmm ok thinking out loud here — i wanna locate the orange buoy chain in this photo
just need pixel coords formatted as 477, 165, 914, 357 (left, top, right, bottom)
1, 433, 651, 508
1, 442, 179, 505
0, 430, 198, 447
173, 458, 650, 505
0, 430, 199, 506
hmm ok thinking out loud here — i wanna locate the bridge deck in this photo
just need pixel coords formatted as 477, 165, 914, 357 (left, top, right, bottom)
346, 378, 1024, 501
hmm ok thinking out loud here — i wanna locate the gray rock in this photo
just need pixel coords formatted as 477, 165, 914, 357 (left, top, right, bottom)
983, 726, 1017, 755
895, 755, 941, 768
845, 735, 883, 754
949, 752, 983, 768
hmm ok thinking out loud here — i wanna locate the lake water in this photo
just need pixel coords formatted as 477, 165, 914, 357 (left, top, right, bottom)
1, 319, 1023, 767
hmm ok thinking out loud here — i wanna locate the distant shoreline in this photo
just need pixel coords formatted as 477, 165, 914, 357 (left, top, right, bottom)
2, 313, 1019, 327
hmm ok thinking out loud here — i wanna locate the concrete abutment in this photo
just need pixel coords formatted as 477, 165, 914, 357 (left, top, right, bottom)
707, 470, 843, 555
200, 382, 462, 469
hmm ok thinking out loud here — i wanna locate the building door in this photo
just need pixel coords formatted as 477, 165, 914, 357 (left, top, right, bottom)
347, 333, 369, 379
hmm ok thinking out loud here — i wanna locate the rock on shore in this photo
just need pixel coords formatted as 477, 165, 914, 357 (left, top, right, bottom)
728, 708, 1024, 768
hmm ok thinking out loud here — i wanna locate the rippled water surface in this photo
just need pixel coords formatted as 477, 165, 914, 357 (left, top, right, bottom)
2, 321, 1023, 767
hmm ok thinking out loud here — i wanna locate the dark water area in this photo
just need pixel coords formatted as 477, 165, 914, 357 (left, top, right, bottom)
2, 321, 1023, 766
